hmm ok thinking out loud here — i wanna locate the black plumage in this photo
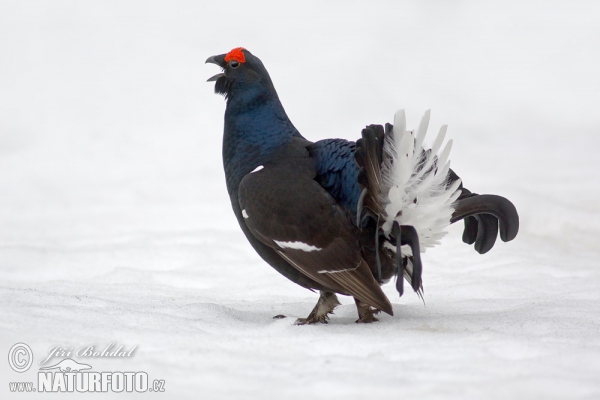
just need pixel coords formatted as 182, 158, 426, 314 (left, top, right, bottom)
207, 47, 519, 323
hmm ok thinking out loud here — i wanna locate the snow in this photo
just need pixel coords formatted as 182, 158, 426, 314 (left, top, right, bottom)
1, 1, 599, 399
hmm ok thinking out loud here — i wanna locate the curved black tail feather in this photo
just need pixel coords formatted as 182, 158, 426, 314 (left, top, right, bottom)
390, 222, 422, 297
451, 194, 519, 254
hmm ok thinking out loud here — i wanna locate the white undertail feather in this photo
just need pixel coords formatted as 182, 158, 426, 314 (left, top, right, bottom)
381, 109, 462, 252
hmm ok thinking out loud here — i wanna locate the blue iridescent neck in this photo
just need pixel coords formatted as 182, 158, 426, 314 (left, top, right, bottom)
222, 94, 301, 195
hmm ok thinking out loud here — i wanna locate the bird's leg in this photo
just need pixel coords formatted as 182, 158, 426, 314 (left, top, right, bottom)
295, 291, 341, 325
354, 298, 380, 323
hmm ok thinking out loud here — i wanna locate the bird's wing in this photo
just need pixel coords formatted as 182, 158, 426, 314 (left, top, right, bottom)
308, 139, 361, 222
237, 154, 392, 315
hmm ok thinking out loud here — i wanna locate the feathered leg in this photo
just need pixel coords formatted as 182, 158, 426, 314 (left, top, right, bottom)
354, 298, 380, 323
295, 291, 341, 325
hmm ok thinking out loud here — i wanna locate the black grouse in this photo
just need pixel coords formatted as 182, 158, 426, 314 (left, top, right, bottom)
206, 47, 519, 324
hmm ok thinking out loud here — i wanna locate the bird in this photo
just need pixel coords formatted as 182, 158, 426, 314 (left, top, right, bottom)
206, 47, 519, 324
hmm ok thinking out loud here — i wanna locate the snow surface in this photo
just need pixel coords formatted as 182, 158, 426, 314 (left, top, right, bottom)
1, 1, 600, 399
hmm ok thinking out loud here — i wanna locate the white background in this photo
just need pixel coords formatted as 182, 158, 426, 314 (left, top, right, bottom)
1, 1, 599, 399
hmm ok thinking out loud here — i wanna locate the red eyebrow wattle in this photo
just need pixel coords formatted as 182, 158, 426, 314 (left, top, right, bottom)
224, 47, 246, 63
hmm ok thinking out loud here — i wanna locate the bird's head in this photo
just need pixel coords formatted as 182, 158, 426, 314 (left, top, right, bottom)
206, 47, 276, 105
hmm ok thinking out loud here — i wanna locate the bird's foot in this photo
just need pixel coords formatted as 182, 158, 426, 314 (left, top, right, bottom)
354, 299, 380, 323
295, 291, 340, 325
295, 316, 328, 325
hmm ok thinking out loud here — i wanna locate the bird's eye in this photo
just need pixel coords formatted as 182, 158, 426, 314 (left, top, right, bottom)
229, 60, 240, 69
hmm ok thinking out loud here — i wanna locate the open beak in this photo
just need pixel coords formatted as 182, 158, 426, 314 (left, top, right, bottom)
206, 54, 226, 82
